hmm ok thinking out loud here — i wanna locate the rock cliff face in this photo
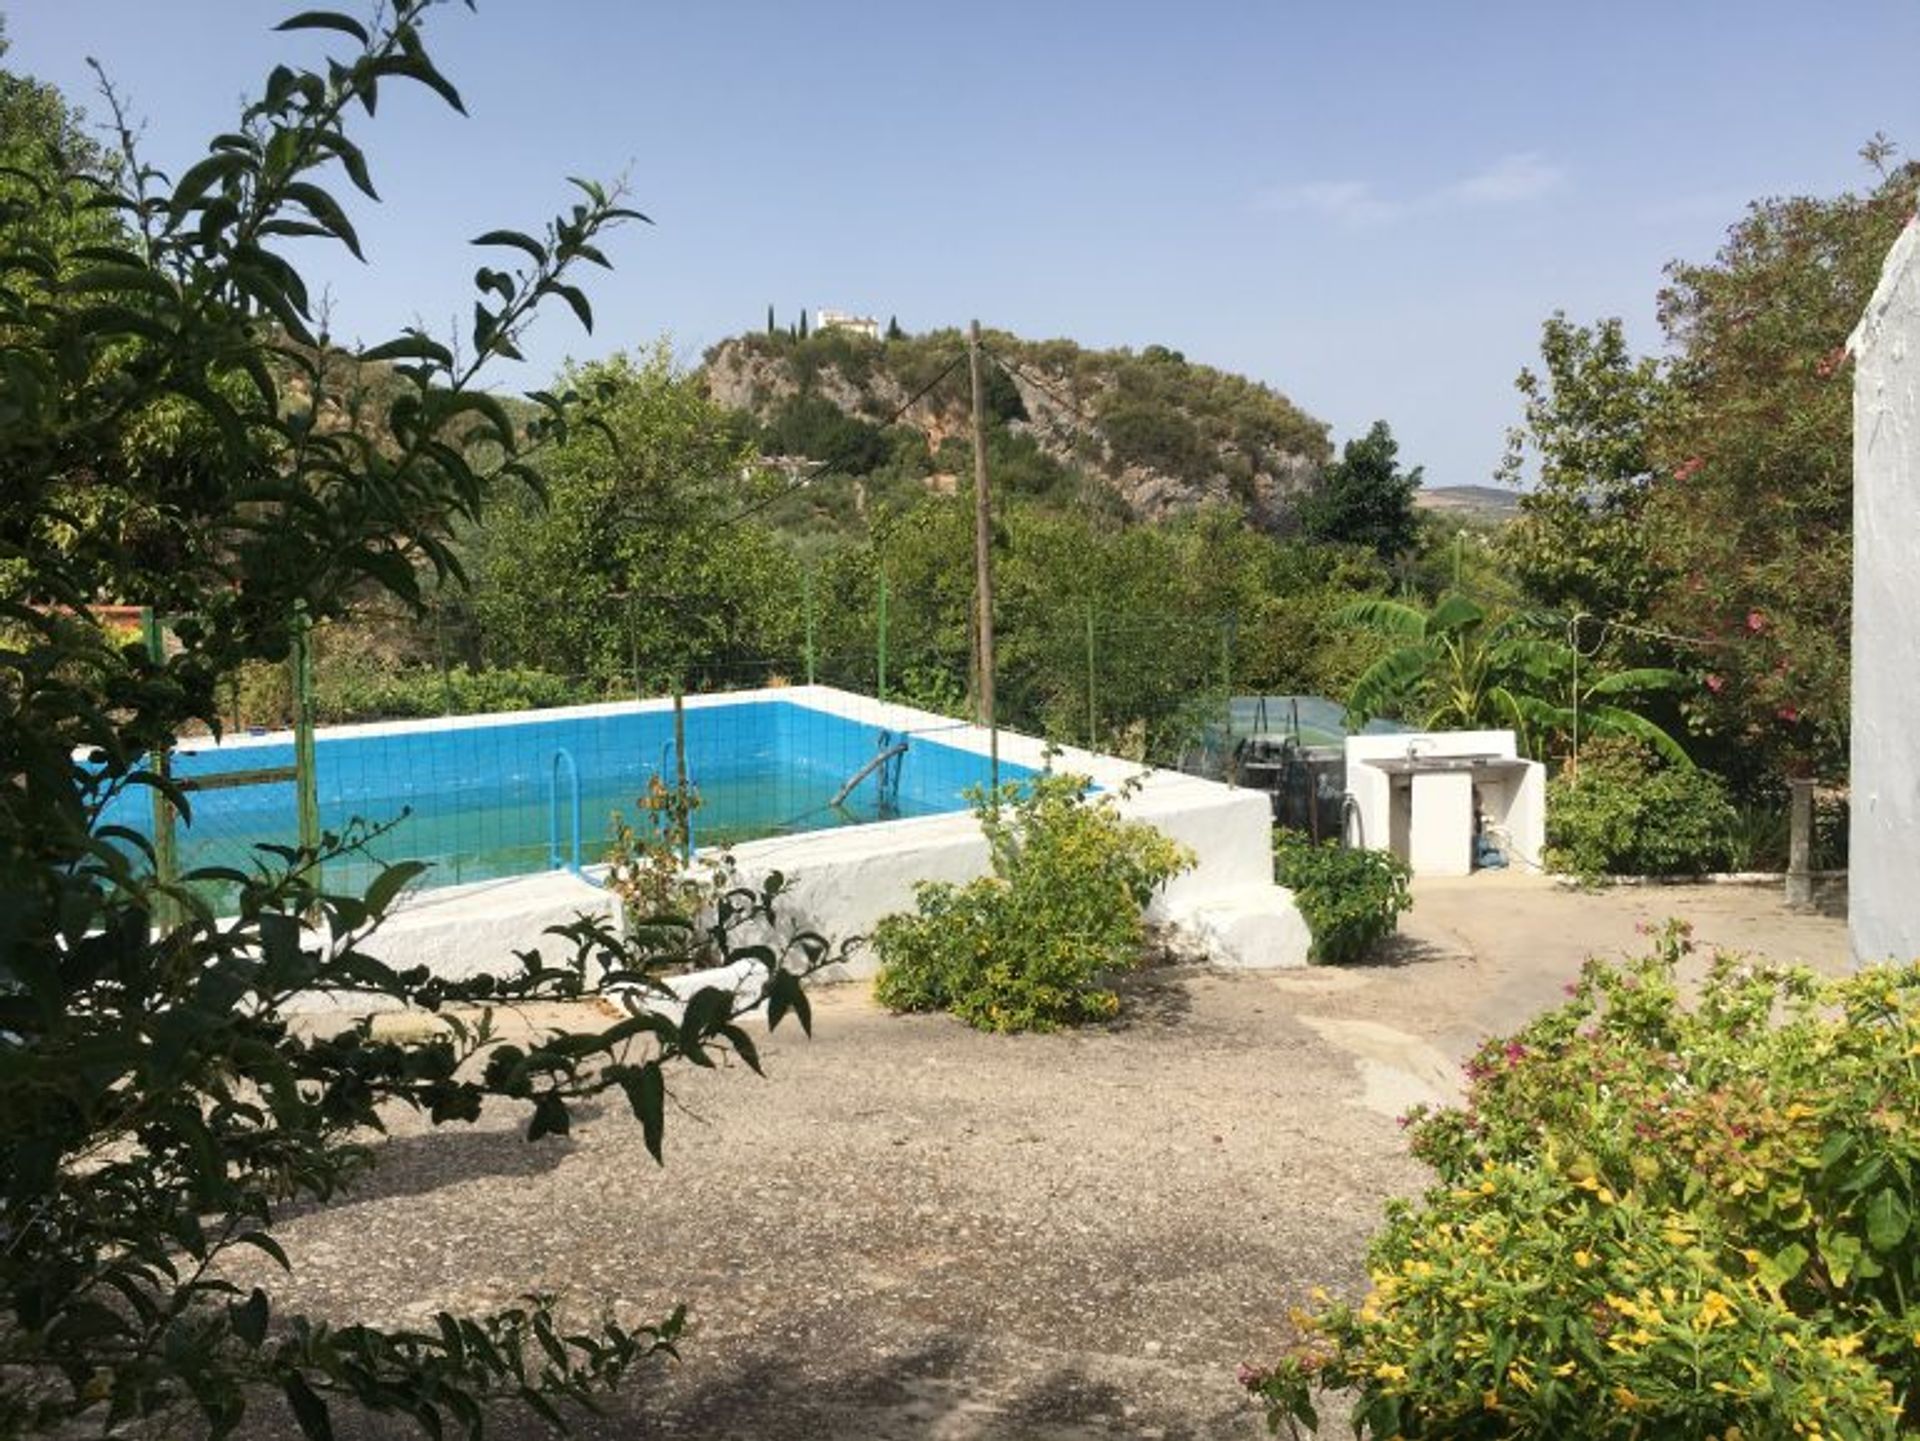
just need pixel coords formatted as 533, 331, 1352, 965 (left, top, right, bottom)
701, 330, 1328, 531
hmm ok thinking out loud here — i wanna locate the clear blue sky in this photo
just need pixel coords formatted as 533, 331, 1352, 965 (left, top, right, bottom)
10, 2, 1919, 489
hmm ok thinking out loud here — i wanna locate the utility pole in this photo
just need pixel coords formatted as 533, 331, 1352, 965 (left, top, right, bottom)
968, 320, 998, 785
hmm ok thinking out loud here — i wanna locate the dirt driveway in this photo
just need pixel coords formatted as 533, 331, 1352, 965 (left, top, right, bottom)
267, 876, 1849, 1440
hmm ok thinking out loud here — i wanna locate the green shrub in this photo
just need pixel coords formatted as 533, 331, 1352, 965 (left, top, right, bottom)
1274, 833, 1412, 965
315, 663, 603, 724
872, 772, 1192, 1031
1546, 739, 1736, 879
1247, 922, 1920, 1437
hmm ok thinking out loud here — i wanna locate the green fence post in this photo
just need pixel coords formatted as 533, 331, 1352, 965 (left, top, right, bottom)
1220, 614, 1235, 733
435, 600, 454, 716
628, 593, 641, 701
672, 689, 692, 867
291, 602, 321, 893
804, 567, 817, 687
142, 607, 180, 927
876, 568, 889, 702
1086, 602, 1097, 750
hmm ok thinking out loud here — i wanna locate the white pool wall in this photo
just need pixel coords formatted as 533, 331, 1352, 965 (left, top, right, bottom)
336, 684, 1307, 994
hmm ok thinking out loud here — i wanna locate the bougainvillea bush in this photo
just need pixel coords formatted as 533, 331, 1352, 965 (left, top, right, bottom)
1245, 921, 1920, 1438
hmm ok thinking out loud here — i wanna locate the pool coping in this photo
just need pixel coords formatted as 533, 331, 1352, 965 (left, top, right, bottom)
263, 685, 1310, 999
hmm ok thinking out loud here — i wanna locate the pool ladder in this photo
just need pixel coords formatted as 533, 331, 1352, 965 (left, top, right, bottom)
547, 747, 584, 877
831, 730, 909, 812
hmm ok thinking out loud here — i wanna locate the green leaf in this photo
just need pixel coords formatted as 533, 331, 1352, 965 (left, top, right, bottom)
1758, 1240, 1808, 1294
1864, 1188, 1912, 1252
229, 1288, 270, 1347
282, 182, 364, 261
171, 152, 252, 212
679, 986, 730, 1044
282, 1373, 333, 1441
1424, 592, 1487, 633
363, 860, 428, 917
628, 1063, 665, 1163
471, 229, 549, 266
1335, 596, 1431, 638
233, 1229, 292, 1272
273, 10, 371, 44
358, 333, 453, 368
548, 281, 592, 332
527, 1093, 570, 1141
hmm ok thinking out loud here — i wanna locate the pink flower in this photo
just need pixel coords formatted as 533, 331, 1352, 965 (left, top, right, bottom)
1745, 610, 1767, 634
1674, 456, 1705, 482
1778, 705, 1800, 724
1705, 673, 1725, 694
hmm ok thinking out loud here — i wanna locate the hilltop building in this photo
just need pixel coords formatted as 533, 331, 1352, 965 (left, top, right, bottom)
816, 309, 881, 342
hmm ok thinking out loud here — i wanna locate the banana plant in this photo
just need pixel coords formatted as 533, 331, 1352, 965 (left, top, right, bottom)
1340, 592, 1692, 764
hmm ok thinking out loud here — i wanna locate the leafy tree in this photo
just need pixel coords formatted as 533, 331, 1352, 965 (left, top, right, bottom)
1497, 314, 1667, 623
765, 301, 774, 335
0, 10, 831, 1438
758, 390, 889, 474
1645, 152, 1920, 777
1301, 420, 1421, 562
468, 347, 804, 689
885, 313, 903, 341
1341, 593, 1688, 763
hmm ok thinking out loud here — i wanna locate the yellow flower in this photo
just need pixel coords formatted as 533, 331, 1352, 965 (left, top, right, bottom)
1482, 1389, 1500, 1410
1696, 1290, 1737, 1329
1573, 1249, 1593, 1268
1374, 1362, 1407, 1382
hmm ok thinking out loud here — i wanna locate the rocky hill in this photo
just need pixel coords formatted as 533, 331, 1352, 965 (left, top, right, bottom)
700, 326, 1329, 532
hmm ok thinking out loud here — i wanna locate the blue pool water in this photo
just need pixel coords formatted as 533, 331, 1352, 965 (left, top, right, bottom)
105, 700, 1031, 898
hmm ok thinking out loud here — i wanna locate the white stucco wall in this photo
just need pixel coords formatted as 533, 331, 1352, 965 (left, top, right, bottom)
1849, 216, 1920, 964
1343, 729, 1545, 876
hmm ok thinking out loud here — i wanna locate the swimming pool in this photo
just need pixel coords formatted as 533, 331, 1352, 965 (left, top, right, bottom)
109, 694, 1035, 898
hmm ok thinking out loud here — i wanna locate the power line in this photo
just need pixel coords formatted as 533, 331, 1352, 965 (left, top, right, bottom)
979, 344, 1102, 429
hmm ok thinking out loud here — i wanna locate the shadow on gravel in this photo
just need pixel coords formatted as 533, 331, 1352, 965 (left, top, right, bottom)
276, 1114, 593, 1220
1103, 961, 1197, 1031
449, 1330, 1219, 1441
1348, 933, 1456, 969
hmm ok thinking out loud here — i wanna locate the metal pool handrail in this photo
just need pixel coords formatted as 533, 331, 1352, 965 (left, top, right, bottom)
548, 747, 583, 876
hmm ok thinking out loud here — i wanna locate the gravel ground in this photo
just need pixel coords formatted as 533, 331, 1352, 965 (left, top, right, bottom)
245, 874, 1850, 1440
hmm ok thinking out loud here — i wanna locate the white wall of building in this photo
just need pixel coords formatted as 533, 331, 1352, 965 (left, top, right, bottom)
1344, 729, 1545, 876
1849, 218, 1920, 964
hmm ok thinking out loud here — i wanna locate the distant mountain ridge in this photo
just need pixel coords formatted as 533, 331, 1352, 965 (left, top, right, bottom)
1413, 484, 1520, 522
